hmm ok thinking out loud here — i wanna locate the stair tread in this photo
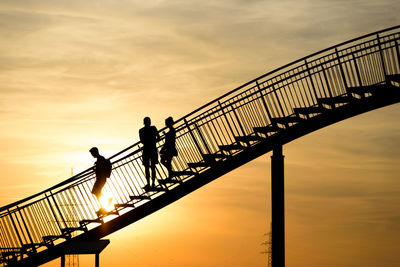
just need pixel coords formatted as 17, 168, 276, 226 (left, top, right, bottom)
271, 115, 303, 125
130, 195, 151, 200
158, 178, 181, 184
317, 95, 351, 105
219, 144, 246, 151
115, 203, 135, 208
254, 125, 281, 133
188, 162, 210, 168
79, 218, 103, 225
203, 153, 229, 159
293, 106, 325, 114
235, 135, 265, 142
387, 74, 400, 83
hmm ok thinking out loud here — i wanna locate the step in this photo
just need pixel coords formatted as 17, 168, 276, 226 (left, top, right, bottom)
61, 227, 87, 234
172, 170, 195, 176
254, 125, 281, 135
317, 95, 351, 106
42, 235, 69, 243
130, 195, 151, 200
188, 162, 211, 168
79, 218, 104, 226
115, 203, 135, 209
271, 115, 303, 125
96, 208, 119, 217
387, 74, 400, 83
347, 85, 381, 96
142, 185, 167, 192
219, 144, 246, 151
293, 106, 324, 115
158, 178, 181, 185
235, 135, 265, 143
203, 153, 229, 160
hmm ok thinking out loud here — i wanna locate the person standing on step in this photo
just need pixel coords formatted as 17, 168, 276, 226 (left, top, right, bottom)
139, 117, 160, 189
160, 116, 177, 178
90, 147, 112, 201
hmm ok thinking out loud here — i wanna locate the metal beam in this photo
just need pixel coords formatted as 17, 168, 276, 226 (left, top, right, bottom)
271, 146, 285, 267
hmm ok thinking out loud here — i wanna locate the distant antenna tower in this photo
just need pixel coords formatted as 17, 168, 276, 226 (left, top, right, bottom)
261, 223, 272, 267
65, 168, 79, 267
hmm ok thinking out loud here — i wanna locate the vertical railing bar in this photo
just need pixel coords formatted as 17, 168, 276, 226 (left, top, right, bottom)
7, 209, 23, 247
335, 48, 349, 94
230, 106, 246, 136
352, 53, 363, 87
222, 101, 239, 137
58, 192, 72, 228
30, 203, 45, 239
184, 118, 204, 156
74, 185, 90, 220
24, 206, 41, 244
37, 201, 53, 235
271, 83, 286, 118
17, 207, 35, 247
119, 163, 137, 197
395, 39, 400, 72
304, 59, 319, 105
40, 199, 57, 235
45, 193, 64, 231
218, 100, 238, 138
64, 190, 81, 226
193, 122, 212, 155
377, 34, 388, 79
123, 160, 142, 195
76, 184, 94, 219
5, 216, 18, 248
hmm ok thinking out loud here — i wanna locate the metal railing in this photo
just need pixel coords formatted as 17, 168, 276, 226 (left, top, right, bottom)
1, 25, 399, 265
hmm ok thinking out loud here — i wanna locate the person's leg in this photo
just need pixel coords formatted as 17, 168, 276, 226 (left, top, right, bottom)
150, 163, 156, 187
143, 152, 150, 187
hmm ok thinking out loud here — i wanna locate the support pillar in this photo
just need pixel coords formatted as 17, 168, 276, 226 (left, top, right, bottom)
271, 145, 285, 267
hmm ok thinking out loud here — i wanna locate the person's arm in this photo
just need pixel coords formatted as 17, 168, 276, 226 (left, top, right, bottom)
139, 128, 144, 144
155, 127, 161, 142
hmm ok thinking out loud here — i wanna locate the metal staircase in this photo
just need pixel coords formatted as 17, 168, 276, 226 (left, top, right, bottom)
1, 26, 400, 266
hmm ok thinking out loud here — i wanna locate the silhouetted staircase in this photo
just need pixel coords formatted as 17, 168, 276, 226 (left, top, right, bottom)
1, 26, 400, 266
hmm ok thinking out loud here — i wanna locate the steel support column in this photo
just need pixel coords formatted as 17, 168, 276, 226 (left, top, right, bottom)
271, 145, 285, 267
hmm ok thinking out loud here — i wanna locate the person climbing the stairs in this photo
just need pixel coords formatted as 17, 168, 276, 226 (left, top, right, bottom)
160, 116, 178, 178
139, 117, 160, 189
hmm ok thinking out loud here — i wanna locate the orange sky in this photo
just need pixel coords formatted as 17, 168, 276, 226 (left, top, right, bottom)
1, 1, 400, 266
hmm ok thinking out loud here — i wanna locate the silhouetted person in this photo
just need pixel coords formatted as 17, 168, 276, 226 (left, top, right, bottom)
161, 117, 177, 178
139, 117, 160, 189
90, 147, 112, 201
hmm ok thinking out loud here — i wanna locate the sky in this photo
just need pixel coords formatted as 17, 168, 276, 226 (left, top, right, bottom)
0, 0, 400, 266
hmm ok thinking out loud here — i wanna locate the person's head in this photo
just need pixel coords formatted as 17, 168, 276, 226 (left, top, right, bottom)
143, 117, 151, 126
89, 147, 99, 158
165, 116, 174, 128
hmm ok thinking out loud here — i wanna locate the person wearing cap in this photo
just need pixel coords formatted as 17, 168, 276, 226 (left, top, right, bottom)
89, 147, 112, 200
139, 117, 160, 189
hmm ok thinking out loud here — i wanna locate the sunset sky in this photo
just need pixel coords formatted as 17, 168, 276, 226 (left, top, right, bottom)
1, 0, 400, 266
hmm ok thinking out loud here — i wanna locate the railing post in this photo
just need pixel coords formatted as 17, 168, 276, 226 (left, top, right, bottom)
304, 59, 319, 104
184, 118, 204, 156
335, 48, 350, 93
352, 54, 363, 88
218, 100, 237, 138
321, 65, 334, 98
7, 209, 23, 248
376, 34, 388, 79
255, 80, 274, 123
396, 40, 400, 72
16, 207, 35, 251
271, 145, 285, 267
